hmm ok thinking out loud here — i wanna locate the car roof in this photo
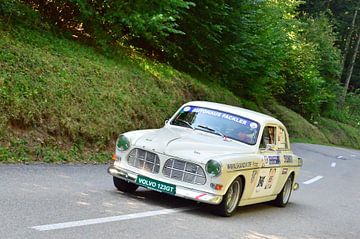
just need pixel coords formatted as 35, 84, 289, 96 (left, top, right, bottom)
183, 101, 285, 128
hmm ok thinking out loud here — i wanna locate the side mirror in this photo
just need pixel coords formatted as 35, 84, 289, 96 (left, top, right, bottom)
266, 144, 278, 151
164, 119, 169, 125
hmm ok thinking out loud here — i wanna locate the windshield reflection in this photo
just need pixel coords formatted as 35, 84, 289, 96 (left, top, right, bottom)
171, 106, 260, 145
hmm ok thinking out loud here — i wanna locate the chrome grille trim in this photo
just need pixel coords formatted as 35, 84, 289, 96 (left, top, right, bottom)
163, 159, 206, 185
127, 148, 160, 174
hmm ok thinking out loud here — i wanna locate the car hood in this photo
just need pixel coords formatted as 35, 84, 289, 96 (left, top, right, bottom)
133, 127, 255, 164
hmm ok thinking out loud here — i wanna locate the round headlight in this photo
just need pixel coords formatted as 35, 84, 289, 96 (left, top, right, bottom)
117, 135, 130, 151
206, 160, 221, 177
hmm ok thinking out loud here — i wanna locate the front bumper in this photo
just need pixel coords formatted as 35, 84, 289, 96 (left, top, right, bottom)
108, 165, 223, 205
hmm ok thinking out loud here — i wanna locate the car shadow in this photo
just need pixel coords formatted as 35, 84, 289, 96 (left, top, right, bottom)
108, 187, 303, 218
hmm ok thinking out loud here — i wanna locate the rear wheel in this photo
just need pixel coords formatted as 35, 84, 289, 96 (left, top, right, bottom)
113, 177, 138, 193
273, 175, 293, 207
215, 178, 243, 217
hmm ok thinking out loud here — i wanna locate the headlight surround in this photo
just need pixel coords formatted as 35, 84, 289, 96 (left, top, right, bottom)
116, 135, 130, 151
206, 160, 221, 177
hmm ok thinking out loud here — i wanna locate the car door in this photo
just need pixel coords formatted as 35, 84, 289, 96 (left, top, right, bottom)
251, 124, 282, 198
277, 126, 295, 182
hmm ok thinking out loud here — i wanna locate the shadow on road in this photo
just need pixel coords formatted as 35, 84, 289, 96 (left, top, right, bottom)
107, 187, 305, 218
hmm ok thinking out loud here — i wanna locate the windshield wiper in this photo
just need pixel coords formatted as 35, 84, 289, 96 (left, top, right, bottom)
196, 125, 224, 137
173, 119, 194, 129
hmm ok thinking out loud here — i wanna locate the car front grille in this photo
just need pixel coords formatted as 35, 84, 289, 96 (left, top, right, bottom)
127, 148, 160, 174
163, 159, 206, 185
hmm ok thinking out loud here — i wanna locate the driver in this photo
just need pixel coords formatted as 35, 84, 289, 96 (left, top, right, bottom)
235, 127, 254, 144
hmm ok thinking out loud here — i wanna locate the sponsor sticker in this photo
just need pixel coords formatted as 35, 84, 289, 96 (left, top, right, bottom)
184, 106, 258, 128
261, 156, 267, 167
253, 168, 280, 195
227, 161, 253, 171
268, 156, 280, 165
183, 106, 191, 112
264, 168, 276, 189
256, 176, 266, 188
282, 168, 288, 175
250, 170, 257, 184
284, 155, 293, 163
250, 122, 258, 129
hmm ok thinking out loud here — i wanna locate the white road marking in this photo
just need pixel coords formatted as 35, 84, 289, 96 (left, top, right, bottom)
331, 162, 336, 168
303, 176, 323, 185
31, 207, 193, 231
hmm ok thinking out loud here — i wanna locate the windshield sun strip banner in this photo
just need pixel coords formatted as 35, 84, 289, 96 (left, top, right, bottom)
181, 106, 259, 129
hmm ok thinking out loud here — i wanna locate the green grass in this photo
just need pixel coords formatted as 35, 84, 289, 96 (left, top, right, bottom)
1, 20, 359, 163
266, 102, 360, 149
317, 117, 360, 149
0, 138, 111, 164
265, 102, 329, 144
0, 22, 242, 163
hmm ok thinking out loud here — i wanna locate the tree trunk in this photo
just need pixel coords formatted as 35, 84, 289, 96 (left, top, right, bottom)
340, 10, 357, 79
340, 30, 360, 105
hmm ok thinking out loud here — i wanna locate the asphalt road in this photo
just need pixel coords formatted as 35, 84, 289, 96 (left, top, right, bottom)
1, 143, 360, 239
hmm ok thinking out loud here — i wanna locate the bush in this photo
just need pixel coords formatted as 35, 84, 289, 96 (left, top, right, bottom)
279, 14, 341, 120
20, 0, 194, 46
0, 0, 40, 25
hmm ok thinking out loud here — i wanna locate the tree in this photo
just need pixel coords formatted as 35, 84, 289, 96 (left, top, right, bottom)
340, 10, 357, 77
299, 1, 360, 92
341, 28, 360, 104
162, 0, 301, 102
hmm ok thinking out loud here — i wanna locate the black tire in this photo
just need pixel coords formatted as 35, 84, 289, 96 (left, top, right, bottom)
273, 175, 293, 207
113, 177, 139, 193
215, 178, 243, 217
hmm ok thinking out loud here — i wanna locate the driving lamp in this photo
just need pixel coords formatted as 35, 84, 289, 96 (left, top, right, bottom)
117, 135, 130, 151
206, 160, 221, 177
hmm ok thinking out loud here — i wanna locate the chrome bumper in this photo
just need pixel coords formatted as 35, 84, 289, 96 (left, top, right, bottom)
108, 165, 223, 205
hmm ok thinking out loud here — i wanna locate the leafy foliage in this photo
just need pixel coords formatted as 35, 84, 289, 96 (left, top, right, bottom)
20, 0, 194, 47
0, 0, 40, 25
6, 0, 347, 121
1, 0, 360, 163
164, 0, 295, 101
299, 0, 360, 93
279, 14, 342, 119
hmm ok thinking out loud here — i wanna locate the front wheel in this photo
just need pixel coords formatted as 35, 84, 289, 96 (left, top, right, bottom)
214, 178, 243, 217
273, 175, 293, 207
113, 177, 139, 193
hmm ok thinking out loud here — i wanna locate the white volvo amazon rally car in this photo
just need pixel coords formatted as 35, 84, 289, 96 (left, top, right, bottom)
108, 101, 302, 216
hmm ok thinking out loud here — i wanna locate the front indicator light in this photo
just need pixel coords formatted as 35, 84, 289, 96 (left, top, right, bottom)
210, 183, 223, 190
206, 160, 221, 177
112, 154, 121, 161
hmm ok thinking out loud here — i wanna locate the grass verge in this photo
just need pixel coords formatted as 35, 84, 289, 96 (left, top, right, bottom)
0, 21, 242, 163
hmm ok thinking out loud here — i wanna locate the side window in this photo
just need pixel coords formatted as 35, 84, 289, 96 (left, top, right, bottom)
260, 126, 277, 148
278, 127, 289, 150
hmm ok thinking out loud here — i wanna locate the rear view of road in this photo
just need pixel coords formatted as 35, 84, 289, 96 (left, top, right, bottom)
1, 143, 360, 239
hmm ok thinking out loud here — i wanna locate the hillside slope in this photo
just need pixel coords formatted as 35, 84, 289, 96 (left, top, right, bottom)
0, 22, 359, 163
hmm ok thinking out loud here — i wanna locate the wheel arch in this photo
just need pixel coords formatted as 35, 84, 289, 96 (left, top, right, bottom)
278, 170, 295, 194
222, 173, 246, 198
289, 170, 295, 181
289, 170, 295, 186
238, 174, 246, 199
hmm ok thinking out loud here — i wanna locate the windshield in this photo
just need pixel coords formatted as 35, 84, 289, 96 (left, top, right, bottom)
170, 106, 260, 145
